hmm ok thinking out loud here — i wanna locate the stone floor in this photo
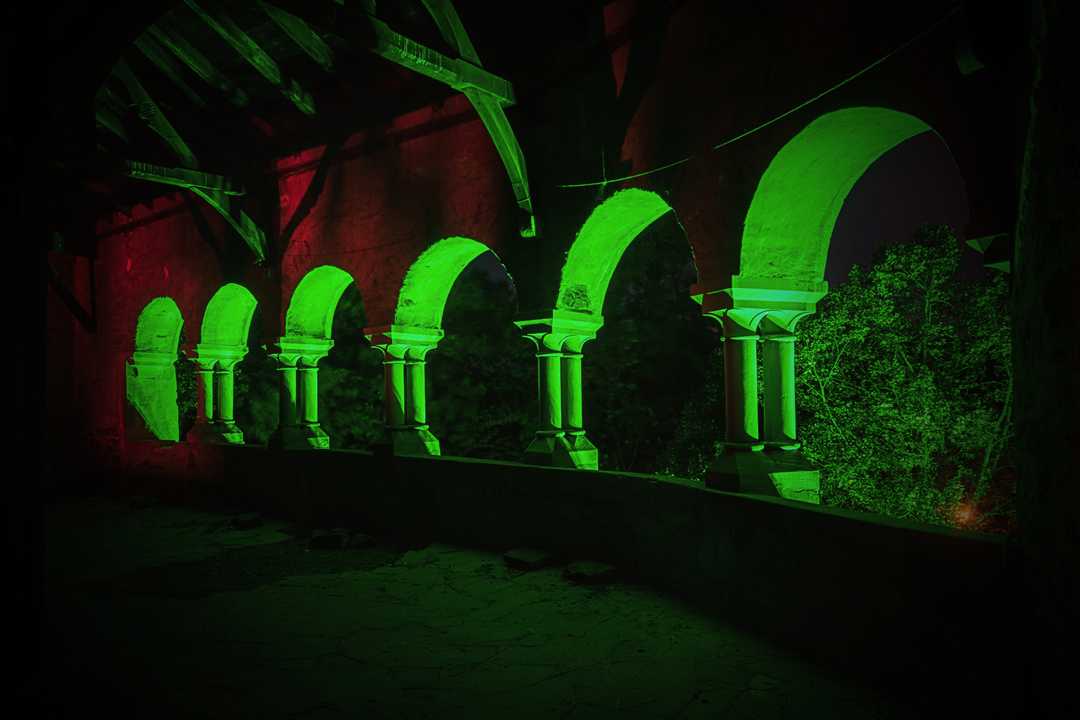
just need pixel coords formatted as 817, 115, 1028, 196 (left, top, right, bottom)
39, 497, 935, 719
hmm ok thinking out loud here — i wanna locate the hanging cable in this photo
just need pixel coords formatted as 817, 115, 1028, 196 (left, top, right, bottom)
555, 5, 962, 190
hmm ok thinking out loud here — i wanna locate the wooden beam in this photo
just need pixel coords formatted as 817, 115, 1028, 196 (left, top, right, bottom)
368, 17, 514, 105
124, 160, 243, 195
111, 59, 199, 169
147, 24, 249, 107
95, 107, 128, 142
257, 1, 334, 72
122, 159, 267, 264
184, 0, 316, 115
133, 33, 207, 108
417, 1, 533, 221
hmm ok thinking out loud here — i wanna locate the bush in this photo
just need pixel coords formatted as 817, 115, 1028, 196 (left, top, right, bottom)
796, 225, 1014, 531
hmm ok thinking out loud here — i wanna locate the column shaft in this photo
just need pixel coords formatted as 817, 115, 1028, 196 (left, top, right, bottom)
723, 336, 761, 446
384, 359, 406, 428
561, 352, 583, 434
405, 360, 427, 427
196, 367, 215, 423
214, 367, 235, 423
298, 365, 319, 426
277, 365, 298, 427
763, 336, 798, 448
536, 352, 563, 435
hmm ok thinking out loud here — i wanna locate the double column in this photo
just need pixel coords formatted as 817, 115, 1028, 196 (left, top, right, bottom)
186, 344, 246, 444
365, 325, 443, 456
268, 337, 331, 450
517, 310, 602, 470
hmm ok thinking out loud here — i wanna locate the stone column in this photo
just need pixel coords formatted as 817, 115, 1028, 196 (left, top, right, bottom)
378, 344, 408, 431
195, 359, 216, 428
559, 334, 598, 469
213, 358, 244, 444
366, 326, 443, 457
761, 332, 798, 449
719, 309, 766, 451
268, 338, 331, 450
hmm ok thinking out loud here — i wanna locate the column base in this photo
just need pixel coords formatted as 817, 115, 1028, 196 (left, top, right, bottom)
705, 448, 820, 504
186, 422, 244, 445
391, 427, 441, 456
268, 424, 330, 450
523, 433, 598, 470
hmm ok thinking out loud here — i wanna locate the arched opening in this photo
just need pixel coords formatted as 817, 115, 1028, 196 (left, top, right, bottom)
712, 105, 976, 507
741, 106, 938, 281
371, 237, 525, 457
271, 265, 360, 449
520, 188, 704, 471
126, 297, 184, 442
189, 283, 258, 444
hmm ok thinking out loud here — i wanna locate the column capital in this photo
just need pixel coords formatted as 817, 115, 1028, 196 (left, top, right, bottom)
704, 308, 769, 339
694, 275, 828, 314
515, 309, 603, 353
268, 336, 332, 366
760, 310, 812, 336
190, 342, 248, 365
364, 324, 443, 350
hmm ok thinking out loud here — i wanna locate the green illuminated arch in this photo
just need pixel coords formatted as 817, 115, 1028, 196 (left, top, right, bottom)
285, 265, 356, 339
741, 107, 935, 280
201, 283, 258, 347
557, 189, 674, 314
395, 237, 506, 329
127, 297, 184, 441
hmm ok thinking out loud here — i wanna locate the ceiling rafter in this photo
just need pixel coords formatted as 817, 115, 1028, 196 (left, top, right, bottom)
111, 59, 199, 169
418, 0, 533, 224
147, 24, 250, 108
258, 1, 334, 72
122, 160, 268, 265
133, 33, 207, 109
183, 0, 316, 116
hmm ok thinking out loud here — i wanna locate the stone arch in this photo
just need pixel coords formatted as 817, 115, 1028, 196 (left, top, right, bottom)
201, 283, 258, 348
272, 265, 358, 450
556, 188, 680, 315
189, 283, 259, 444
520, 188, 692, 470
364, 237, 513, 457
740, 106, 938, 282
284, 265, 357, 341
126, 297, 184, 442
394, 236, 509, 329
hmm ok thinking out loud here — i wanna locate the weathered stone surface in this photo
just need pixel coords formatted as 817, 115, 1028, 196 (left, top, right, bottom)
503, 547, 554, 571
564, 560, 617, 585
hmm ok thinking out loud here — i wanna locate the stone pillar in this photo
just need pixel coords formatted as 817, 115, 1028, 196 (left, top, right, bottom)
268, 338, 331, 450
366, 325, 443, 456
719, 310, 765, 451
195, 359, 216, 427
213, 359, 243, 444
761, 333, 798, 449
515, 310, 602, 470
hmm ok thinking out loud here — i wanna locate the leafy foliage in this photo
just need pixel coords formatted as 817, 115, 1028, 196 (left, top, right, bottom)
583, 216, 718, 475
427, 260, 534, 460
796, 225, 1014, 531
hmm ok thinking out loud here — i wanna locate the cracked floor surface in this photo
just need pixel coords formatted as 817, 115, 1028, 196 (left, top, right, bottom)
40, 498, 926, 719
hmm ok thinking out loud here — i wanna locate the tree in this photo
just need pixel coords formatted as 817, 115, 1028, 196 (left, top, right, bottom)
796, 225, 1014, 531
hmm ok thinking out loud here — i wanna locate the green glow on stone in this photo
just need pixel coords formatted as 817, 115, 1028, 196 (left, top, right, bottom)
395, 237, 501, 329
285, 265, 356, 339
557, 189, 673, 314
128, 297, 184, 441
134, 296, 184, 354
742, 107, 934, 280
201, 283, 257, 347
